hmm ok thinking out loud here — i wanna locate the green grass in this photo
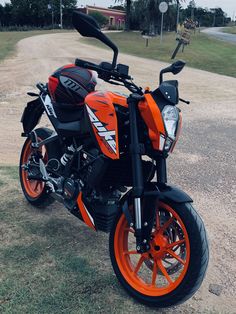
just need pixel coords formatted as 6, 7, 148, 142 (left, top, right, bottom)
0, 30, 72, 62
222, 26, 236, 34
0, 166, 177, 313
81, 31, 236, 77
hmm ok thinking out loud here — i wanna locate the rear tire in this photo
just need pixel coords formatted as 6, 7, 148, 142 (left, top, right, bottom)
19, 128, 59, 207
109, 201, 209, 308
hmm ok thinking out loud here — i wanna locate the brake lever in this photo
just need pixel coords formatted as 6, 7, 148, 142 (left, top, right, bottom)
179, 97, 190, 105
103, 79, 124, 87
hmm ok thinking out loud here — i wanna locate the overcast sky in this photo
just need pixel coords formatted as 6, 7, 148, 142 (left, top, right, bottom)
0, 0, 235, 18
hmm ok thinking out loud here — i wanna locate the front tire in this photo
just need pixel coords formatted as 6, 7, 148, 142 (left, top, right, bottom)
109, 201, 209, 308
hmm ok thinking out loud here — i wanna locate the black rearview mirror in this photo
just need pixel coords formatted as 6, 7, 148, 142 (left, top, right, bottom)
160, 60, 186, 84
72, 11, 118, 69
170, 60, 186, 75
72, 11, 101, 37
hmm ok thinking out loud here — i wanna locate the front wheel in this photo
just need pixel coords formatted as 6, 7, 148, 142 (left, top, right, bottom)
109, 201, 209, 307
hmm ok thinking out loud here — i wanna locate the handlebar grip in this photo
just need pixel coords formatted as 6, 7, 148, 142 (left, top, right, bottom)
75, 58, 97, 69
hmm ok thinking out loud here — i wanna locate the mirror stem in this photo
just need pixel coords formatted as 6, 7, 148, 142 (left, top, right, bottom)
112, 48, 118, 69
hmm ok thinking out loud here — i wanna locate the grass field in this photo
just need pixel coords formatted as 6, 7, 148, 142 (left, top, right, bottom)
82, 31, 236, 77
0, 165, 181, 313
222, 26, 236, 34
0, 30, 71, 62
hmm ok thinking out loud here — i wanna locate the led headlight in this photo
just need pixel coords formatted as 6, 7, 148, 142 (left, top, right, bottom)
162, 105, 179, 140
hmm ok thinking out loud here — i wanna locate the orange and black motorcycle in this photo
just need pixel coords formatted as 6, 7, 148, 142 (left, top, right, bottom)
19, 12, 209, 307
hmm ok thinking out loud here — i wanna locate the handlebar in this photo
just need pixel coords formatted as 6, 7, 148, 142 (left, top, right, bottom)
75, 58, 100, 72
75, 58, 143, 95
75, 58, 131, 79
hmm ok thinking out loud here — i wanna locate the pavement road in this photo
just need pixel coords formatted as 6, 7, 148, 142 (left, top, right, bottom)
202, 27, 236, 44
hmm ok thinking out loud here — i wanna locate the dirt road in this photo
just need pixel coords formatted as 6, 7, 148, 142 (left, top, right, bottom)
202, 27, 236, 44
0, 33, 236, 313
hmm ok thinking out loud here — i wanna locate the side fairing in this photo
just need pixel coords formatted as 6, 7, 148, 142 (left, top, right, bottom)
138, 93, 166, 151
85, 92, 120, 159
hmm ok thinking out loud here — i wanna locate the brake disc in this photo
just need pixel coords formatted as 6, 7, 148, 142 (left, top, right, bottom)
144, 210, 186, 275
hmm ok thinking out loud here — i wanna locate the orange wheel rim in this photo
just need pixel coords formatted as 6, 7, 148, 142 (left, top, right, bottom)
114, 202, 190, 296
21, 139, 47, 198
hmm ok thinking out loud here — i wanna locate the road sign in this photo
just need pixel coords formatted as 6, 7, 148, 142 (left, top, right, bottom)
159, 2, 168, 14
159, 2, 168, 43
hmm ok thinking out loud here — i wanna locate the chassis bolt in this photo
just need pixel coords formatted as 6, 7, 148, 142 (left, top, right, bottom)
130, 223, 134, 227
136, 246, 140, 251
143, 239, 147, 243
144, 222, 148, 227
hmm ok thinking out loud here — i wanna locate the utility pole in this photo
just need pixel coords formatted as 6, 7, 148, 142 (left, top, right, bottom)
52, 8, 54, 29
176, 0, 180, 33
48, 3, 54, 29
189, 0, 195, 20
212, 9, 216, 27
60, 0, 63, 29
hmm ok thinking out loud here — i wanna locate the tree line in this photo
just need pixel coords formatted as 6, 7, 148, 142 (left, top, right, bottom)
0, 0, 231, 31
0, 0, 77, 29
114, 0, 230, 32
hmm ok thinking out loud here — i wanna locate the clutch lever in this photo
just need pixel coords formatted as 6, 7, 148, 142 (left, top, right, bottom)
179, 97, 190, 105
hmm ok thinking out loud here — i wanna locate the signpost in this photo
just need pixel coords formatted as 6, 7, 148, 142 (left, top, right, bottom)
171, 19, 196, 59
142, 33, 157, 47
159, 2, 168, 43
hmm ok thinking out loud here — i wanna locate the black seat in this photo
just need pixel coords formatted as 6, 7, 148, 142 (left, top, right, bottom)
56, 120, 81, 136
53, 103, 84, 123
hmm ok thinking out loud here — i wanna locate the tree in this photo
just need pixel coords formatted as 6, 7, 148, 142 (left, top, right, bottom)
109, 5, 125, 10
88, 12, 109, 27
115, 0, 132, 31
9, 0, 77, 27
130, 0, 176, 33
189, 0, 196, 19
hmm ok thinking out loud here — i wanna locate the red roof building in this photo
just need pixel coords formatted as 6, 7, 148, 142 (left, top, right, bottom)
79, 5, 126, 28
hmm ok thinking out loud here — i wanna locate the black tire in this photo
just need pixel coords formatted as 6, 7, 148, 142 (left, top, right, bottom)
19, 127, 60, 207
109, 201, 209, 308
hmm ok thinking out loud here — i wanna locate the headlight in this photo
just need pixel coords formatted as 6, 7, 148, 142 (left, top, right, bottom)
162, 105, 179, 140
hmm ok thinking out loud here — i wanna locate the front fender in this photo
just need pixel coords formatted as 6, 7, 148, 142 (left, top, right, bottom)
157, 183, 193, 203
119, 183, 192, 242
120, 183, 193, 207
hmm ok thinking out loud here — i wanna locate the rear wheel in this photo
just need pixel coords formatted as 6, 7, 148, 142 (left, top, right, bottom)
109, 201, 209, 307
19, 128, 57, 207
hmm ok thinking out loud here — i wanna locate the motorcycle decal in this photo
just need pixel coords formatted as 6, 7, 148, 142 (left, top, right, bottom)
77, 192, 96, 230
86, 105, 117, 154
60, 76, 88, 98
85, 92, 119, 160
41, 94, 57, 118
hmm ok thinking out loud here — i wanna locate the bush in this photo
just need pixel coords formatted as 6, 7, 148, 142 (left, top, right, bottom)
88, 12, 109, 27
107, 25, 125, 31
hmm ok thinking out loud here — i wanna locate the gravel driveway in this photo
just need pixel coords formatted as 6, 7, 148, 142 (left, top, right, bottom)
0, 33, 236, 313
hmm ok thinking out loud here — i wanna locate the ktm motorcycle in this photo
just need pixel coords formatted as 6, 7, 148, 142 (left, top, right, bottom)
19, 12, 209, 307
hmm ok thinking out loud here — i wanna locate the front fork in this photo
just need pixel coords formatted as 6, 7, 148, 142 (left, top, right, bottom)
128, 94, 167, 253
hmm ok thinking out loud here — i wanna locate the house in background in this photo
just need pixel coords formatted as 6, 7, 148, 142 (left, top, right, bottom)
79, 5, 126, 29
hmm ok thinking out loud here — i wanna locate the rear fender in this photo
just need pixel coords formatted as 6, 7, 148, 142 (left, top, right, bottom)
21, 97, 44, 135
